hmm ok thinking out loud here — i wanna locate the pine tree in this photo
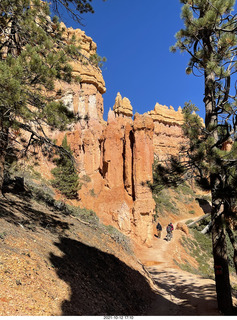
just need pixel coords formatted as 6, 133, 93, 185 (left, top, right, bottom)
0, 0, 82, 194
49, 0, 107, 24
51, 135, 80, 199
169, 0, 237, 314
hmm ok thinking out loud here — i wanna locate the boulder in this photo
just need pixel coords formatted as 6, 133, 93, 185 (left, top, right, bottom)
176, 222, 189, 235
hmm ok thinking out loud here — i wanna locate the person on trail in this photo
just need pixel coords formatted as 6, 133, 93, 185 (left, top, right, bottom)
156, 222, 162, 238
166, 222, 174, 241
169, 222, 174, 232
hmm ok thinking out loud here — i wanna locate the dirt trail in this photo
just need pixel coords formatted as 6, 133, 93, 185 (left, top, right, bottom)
135, 222, 220, 316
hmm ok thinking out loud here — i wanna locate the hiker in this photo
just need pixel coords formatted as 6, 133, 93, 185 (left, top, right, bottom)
169, 222, 174, 232
166, 222, 174, 241
156, 222, 162, 238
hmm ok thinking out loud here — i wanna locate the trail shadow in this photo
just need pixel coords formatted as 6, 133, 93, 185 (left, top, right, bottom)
147, 268, 219, 315
196, 198, 212, 214
49, 237, 177, 316
0, 193, 70, 235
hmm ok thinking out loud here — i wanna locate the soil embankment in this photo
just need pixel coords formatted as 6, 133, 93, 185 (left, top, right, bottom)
0, 192, 155, 316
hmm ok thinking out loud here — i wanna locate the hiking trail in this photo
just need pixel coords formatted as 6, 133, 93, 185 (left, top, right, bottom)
135, 220, 221, 316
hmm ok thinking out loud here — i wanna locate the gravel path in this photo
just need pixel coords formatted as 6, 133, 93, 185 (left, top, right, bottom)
136, 222, 220, 315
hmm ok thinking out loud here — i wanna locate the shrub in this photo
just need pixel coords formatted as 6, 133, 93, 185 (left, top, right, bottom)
51, 135, 81, 199
103, 225, 132, 254
68, 206, 100, 226
153, 188, 179, 216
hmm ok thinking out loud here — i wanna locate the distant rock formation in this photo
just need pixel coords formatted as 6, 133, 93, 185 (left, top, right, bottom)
55, 24, 106, 122
36, 27, 192, 247
113, 92, 133, 117
147, 103, 185, 160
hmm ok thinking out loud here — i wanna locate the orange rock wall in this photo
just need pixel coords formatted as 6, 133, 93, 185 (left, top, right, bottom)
57, 112, 156, 247
39, 27, 188, 247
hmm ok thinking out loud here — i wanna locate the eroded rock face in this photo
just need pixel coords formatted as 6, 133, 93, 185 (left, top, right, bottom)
147, 103, 185, 160
73, 112, 155, 246
113, 92, 133, 117
55, 24, 106, 122
132, 113, 155, 246
39, 27, 191, 247
176, 222, 189, 235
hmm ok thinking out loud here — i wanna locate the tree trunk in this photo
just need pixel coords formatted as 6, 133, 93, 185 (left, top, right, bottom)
204, 71, 218, 141
201, 220, 212, 234
211, 200, 233, 314
226, 223, 237, 275
0, 112, 9, 195
187, 213, 210, 227
204, 65, 233, 313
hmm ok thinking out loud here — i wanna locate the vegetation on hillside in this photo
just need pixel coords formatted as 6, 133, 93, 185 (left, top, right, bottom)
151, 159, 206, 221
0, 184, 154, 315
51, 135, 81, 199
0, 0, 83, 196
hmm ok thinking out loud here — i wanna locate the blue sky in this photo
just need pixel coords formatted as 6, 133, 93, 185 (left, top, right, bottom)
61, 0, 206, 120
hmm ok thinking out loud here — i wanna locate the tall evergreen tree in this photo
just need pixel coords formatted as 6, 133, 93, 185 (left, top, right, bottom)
0, 0, 82, 195
51, 135, 80, 199
168, 0, 237, 314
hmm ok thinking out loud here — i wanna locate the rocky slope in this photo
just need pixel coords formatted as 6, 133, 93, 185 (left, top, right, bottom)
2, 183, 236, 316
0, 189, 156, 316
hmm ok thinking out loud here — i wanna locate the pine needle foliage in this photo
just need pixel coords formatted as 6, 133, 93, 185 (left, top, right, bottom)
0, 0, 83, 192
49, 0, 107, 24
0, 0, 80, 132
51, 135, 80, 199
165, 0, 237, 314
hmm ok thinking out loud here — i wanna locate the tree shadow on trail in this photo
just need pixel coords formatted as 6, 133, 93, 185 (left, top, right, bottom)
49, 237, 178, 316
147, 268, 219, 315
0, 193, 70, 235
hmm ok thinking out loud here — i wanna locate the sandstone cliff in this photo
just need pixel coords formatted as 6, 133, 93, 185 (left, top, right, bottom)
54, 108, 155, 247
147, 103, 185, 160
55, 23, 106, 122
113, 92, 133, 117
20, 26, 188, 247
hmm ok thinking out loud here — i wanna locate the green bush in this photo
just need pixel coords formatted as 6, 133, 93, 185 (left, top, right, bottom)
176, 183, 195, 196
0, 232, 7, 240
81, 175, 91, 183
51, 135, 81, 199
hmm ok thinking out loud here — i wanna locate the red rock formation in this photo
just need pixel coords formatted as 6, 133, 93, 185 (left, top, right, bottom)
113, 92, 133, 117
176, 222, 189, 235
73, 110, 155, 246
29, 27, 194, 247
132, 113, 155, 246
